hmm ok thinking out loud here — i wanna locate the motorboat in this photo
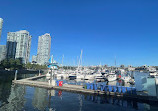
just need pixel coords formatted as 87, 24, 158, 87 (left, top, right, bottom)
149, 72, 158, 77
84, 74, 95, 80
46, 69, 54, 77
106, 74, 117, 82
121, 76, 131, 82
106, 71, 117, 82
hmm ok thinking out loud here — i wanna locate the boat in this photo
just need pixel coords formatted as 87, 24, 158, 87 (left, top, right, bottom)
94, 71, 105, 82
106, 71, 117, 82
149, 72, 158, 77
76, 74, 85, 79
106, 74, 117, 82
121, 76, 131, 82
46, 69, 54, 77
84, 74, 95, 80
148, 67, 156, 72
148, 67, 158, 77
68, 72, 77, 79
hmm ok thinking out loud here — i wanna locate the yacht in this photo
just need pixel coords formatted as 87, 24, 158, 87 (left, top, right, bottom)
46, 69, 54, 77
148, 67, 156, 72
68, 71, 77, 79
106, 71, 117, 82
94, 71, 105, 81
121, 76, 131, 82
84, 74, 95, 80
148, 67, 158, 77
76, 74, 85, 79
149, 72, 158, 77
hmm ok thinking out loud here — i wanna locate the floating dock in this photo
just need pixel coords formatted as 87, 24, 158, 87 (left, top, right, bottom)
12, 75, 158, 103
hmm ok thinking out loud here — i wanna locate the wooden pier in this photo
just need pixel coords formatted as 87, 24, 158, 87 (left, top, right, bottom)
12, 75, 158, 103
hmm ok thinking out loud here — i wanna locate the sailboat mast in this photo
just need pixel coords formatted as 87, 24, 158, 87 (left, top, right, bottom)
62, 54, 64, 69
80, 50, 83, 74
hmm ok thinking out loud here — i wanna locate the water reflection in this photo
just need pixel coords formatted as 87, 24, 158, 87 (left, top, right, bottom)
1, 72, 158, 111
32, 87, 48, 111
0, 85, 26, 111
84, 95, 139, 109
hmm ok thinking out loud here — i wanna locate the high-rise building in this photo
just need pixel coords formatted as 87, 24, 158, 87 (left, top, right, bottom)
37, 33, 51, 65
0, 18, 3, 41
6, 30, 32, 64
0, 45, 6, 62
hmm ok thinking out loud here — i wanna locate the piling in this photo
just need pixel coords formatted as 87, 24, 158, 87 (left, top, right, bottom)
38, 70, 40, 76
14, 70, 18, 80
50, 69, 52, 84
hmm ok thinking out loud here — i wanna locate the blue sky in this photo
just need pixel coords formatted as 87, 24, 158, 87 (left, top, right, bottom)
0, 0, 158, 66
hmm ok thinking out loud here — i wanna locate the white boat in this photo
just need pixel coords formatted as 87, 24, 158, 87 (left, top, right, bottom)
119, 69, 125, 74
84, 74, 95, 80
68, 73, 76, 79
121, 76, 131, 82
46, 70, 53, 77
106, 74, 117, 82
148, 67, 156, 72
106, 71, 117, 82
148, 67, 158, 77
76, 74, 85, 79
94, 71, 105, 81
149, 72, 158, 77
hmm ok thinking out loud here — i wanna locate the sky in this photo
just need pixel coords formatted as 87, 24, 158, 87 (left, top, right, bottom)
0, 0, 158, 66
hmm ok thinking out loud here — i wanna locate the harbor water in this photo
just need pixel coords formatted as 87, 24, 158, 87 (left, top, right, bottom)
0, 72, 158, 111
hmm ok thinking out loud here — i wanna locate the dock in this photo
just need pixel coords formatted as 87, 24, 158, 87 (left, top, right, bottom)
12, 75, 158, 103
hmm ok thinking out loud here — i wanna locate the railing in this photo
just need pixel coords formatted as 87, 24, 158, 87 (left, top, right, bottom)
86, 83, 137, 95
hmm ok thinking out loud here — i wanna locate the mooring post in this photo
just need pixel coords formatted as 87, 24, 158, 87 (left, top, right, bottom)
14, 70, 18, 80
38, 70, 40, 76
50, 69, 52, 84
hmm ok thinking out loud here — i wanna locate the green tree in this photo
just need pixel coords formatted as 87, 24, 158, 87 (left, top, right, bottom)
2, 59, 9, 69
15, 58, 23, 69
25, 62, 32, 69
9, 58, 15, 70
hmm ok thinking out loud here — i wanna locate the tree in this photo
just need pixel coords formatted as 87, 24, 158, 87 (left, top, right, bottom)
15, 58, 23, 69
25, 62, 32, 69
120, 65, 125, 68
2, 59, 9, 69
9, 58, 15, 70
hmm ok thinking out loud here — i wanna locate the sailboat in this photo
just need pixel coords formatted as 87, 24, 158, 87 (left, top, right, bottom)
106, 56, 117, 82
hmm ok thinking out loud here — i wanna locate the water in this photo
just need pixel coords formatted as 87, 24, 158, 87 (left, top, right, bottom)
0, 72, 158, 111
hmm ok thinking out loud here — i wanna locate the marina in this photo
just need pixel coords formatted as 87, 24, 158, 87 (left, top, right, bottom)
12, 70, 158, 103
0, 1, 158, 111
0, 70, 158, 111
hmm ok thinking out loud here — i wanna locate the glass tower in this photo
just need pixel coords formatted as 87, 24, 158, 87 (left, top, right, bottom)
37, 33, 51, 65
0, 18, 3, 41
6, 30, 32, 64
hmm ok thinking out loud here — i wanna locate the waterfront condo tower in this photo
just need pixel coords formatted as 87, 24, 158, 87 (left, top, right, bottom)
0, 18, 3, 41
6, 30, 32, 64
0, 45, 6, 62
37, 33, 51, 65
